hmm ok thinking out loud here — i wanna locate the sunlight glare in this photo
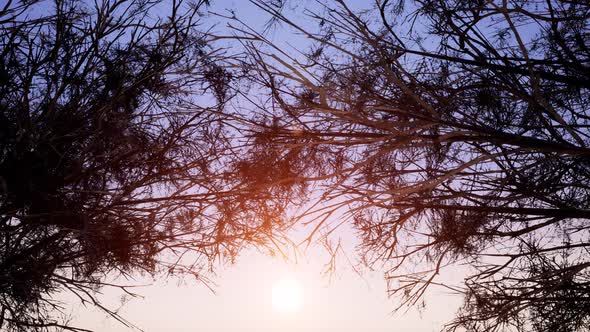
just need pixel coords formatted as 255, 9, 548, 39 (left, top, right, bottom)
271, 279, 303, 313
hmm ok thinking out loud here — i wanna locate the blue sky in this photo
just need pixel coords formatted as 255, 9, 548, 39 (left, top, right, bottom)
54, 1, 464, 330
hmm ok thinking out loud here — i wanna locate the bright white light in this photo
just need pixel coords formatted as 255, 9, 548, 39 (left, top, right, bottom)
271, 279, 303, 313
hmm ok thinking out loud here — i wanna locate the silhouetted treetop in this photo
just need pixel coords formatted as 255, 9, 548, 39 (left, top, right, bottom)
0, 1, 287, 331
233, 0, 590, 331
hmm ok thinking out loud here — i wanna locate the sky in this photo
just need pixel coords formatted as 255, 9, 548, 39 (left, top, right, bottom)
62, 1, 465, 331
70, 245, 462, 332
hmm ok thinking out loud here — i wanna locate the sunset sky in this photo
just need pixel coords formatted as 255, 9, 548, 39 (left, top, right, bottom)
65, 1, 461, 330
70, 246, 462, 331
4, 0, 589, 331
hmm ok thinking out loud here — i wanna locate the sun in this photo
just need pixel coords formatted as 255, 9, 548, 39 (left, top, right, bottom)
271, 279, 303, 313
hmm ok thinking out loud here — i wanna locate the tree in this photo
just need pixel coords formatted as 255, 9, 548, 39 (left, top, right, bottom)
0, 1, 289, 331
232, 0, 590, 331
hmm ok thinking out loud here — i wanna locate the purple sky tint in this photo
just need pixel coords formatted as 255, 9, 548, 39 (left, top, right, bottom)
49, 1, 465, 330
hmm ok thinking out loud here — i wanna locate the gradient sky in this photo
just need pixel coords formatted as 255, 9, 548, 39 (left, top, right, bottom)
70, 245, 462, 332
62, 1, 464, 330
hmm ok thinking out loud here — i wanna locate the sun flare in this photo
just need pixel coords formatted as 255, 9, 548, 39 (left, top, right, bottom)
271, 279, 303, 313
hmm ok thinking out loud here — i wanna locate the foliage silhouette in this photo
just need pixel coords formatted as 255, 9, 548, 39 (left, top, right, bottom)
0, 1, 291, 331
232, 0, 590, 331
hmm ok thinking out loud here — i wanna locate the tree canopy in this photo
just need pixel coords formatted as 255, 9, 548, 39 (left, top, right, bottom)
3, 0, 590, 331
230, 0, 590, 331
0, 1, 290, 331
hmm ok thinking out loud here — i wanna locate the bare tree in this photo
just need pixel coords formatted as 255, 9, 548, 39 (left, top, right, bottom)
0, 1, 291, 331
231, 0, 590, 331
